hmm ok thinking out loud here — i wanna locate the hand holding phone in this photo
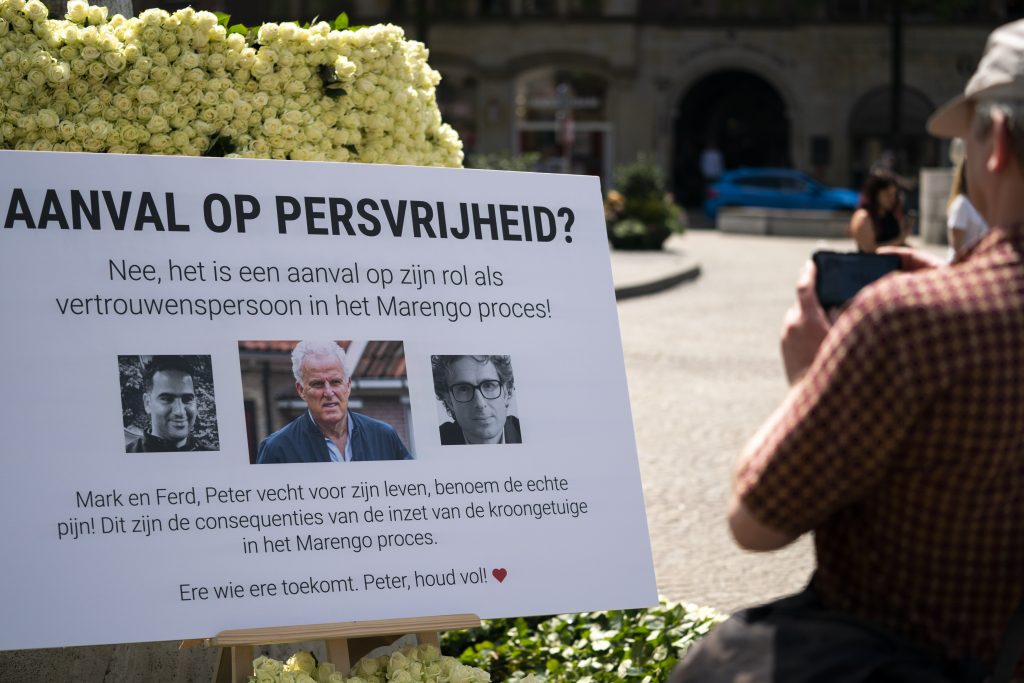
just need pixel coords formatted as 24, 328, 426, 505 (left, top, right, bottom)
812, 250, 902, 309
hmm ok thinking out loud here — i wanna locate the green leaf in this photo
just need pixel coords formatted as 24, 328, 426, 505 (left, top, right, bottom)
333, 12, 349, 29
213, 11, 231, 27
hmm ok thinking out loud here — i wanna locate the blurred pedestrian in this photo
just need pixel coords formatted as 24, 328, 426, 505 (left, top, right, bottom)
947, 156, 988, 260
699, 141, 724, 187
849, 171, 909, 252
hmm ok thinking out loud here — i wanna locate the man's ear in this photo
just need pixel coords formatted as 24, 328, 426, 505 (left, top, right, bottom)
988, 110, 1013, 173
142, 391, 152, 415
295, 381, 304, 398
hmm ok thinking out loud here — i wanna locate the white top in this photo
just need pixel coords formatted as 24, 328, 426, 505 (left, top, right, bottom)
947, 194, 988, 261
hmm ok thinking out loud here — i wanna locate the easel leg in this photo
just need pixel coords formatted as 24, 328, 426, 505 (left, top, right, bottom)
232, 644, 254, 683
213, 647, 232, 683
326, 638, 351, 674
415, 631, 440, 648
346, 636, 396, 668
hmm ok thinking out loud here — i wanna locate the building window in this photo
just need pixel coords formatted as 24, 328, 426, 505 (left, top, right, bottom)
515, 67, 611, 181
521, 0, 559, 17
437, 71, 479, 153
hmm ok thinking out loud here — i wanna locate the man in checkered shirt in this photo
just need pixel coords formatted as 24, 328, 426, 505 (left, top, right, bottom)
674, 20, 1024, 683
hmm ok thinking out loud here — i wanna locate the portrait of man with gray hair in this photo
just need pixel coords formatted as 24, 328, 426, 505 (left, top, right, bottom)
255, 340, 412, 463
431, 355, 522, 445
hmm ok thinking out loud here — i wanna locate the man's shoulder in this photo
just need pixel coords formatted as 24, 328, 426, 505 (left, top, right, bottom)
351, 411, 401, 435
256, 414, 311, 464
505, 415, 522, 444
125, 435, 146, 452
854, 251, 1014, 322
351, 412, 412, 459
264, 414, 307, 440
258, 414, 308, 451
439, 421, 465, 445
187, 436, 217, 452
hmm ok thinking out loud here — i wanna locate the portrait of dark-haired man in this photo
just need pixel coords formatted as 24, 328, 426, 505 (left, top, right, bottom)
431, 354, 522, 445
119, 355, 218, 453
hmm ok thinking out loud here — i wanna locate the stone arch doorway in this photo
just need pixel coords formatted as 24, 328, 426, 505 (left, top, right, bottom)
673, 70, 790, 207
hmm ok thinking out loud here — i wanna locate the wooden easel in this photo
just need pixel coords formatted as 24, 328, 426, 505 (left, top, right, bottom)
182, 614, 481, 683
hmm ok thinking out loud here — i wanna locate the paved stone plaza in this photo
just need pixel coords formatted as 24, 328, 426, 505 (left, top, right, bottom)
618, 230, 946, 613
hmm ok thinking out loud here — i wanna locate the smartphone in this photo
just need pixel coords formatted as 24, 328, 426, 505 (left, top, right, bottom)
813, 250, 902, 309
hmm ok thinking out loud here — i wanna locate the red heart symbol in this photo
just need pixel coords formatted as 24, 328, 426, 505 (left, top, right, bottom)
492, 568, 507, 583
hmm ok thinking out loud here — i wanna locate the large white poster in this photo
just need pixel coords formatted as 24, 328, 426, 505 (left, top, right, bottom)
0, 150, 657, 649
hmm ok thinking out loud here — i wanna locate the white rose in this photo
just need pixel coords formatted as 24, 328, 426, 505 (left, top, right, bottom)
189, 10, 214, 32
136, 85, 159, 104
147, 132, 170, 150
86, 4, 108, 24
112, 95, 133, 113
99, 52, 124, 73
57, 120, 76, 139
169, 129, 190, 149
122, 68, 146, 85
65, 0, 88, 23
25, 0, 48, 22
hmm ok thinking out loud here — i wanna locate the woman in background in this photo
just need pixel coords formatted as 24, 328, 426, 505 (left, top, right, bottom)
946, 158, 988, 261
849, 171, 909, 253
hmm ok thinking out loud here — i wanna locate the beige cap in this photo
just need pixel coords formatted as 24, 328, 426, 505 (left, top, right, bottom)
927, 19, 1024, 138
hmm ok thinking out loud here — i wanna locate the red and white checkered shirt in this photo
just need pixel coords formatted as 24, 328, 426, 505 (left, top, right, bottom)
738, 224, 1024, 665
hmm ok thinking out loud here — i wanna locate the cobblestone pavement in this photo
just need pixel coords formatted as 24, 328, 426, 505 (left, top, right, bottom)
618, 230, 947, 613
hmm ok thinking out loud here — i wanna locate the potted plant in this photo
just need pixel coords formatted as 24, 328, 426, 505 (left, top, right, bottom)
605, 157, 685, 250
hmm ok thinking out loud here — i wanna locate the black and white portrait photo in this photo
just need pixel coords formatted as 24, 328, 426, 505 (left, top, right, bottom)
118, 355, 219, 453
431, 354, 522, 445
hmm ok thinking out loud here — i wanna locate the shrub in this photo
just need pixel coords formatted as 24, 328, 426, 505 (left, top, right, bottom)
605, 157, 684, 250
442, 600, 723, 682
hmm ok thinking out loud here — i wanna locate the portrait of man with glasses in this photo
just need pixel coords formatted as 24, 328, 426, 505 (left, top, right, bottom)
431, 355, 522, 445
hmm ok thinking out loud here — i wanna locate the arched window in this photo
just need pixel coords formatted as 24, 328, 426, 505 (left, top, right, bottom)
514, 67, 611, 181
673, 69, 790, 206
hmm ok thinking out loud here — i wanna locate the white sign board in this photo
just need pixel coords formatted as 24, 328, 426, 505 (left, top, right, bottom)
0, 150, 657, 649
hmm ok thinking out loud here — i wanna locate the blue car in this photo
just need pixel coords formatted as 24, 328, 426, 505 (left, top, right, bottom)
704, 168, 859, 221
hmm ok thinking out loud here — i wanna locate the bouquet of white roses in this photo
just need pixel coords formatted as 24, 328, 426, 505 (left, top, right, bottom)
248, 645, 543, 683
0, 0, 462, 166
